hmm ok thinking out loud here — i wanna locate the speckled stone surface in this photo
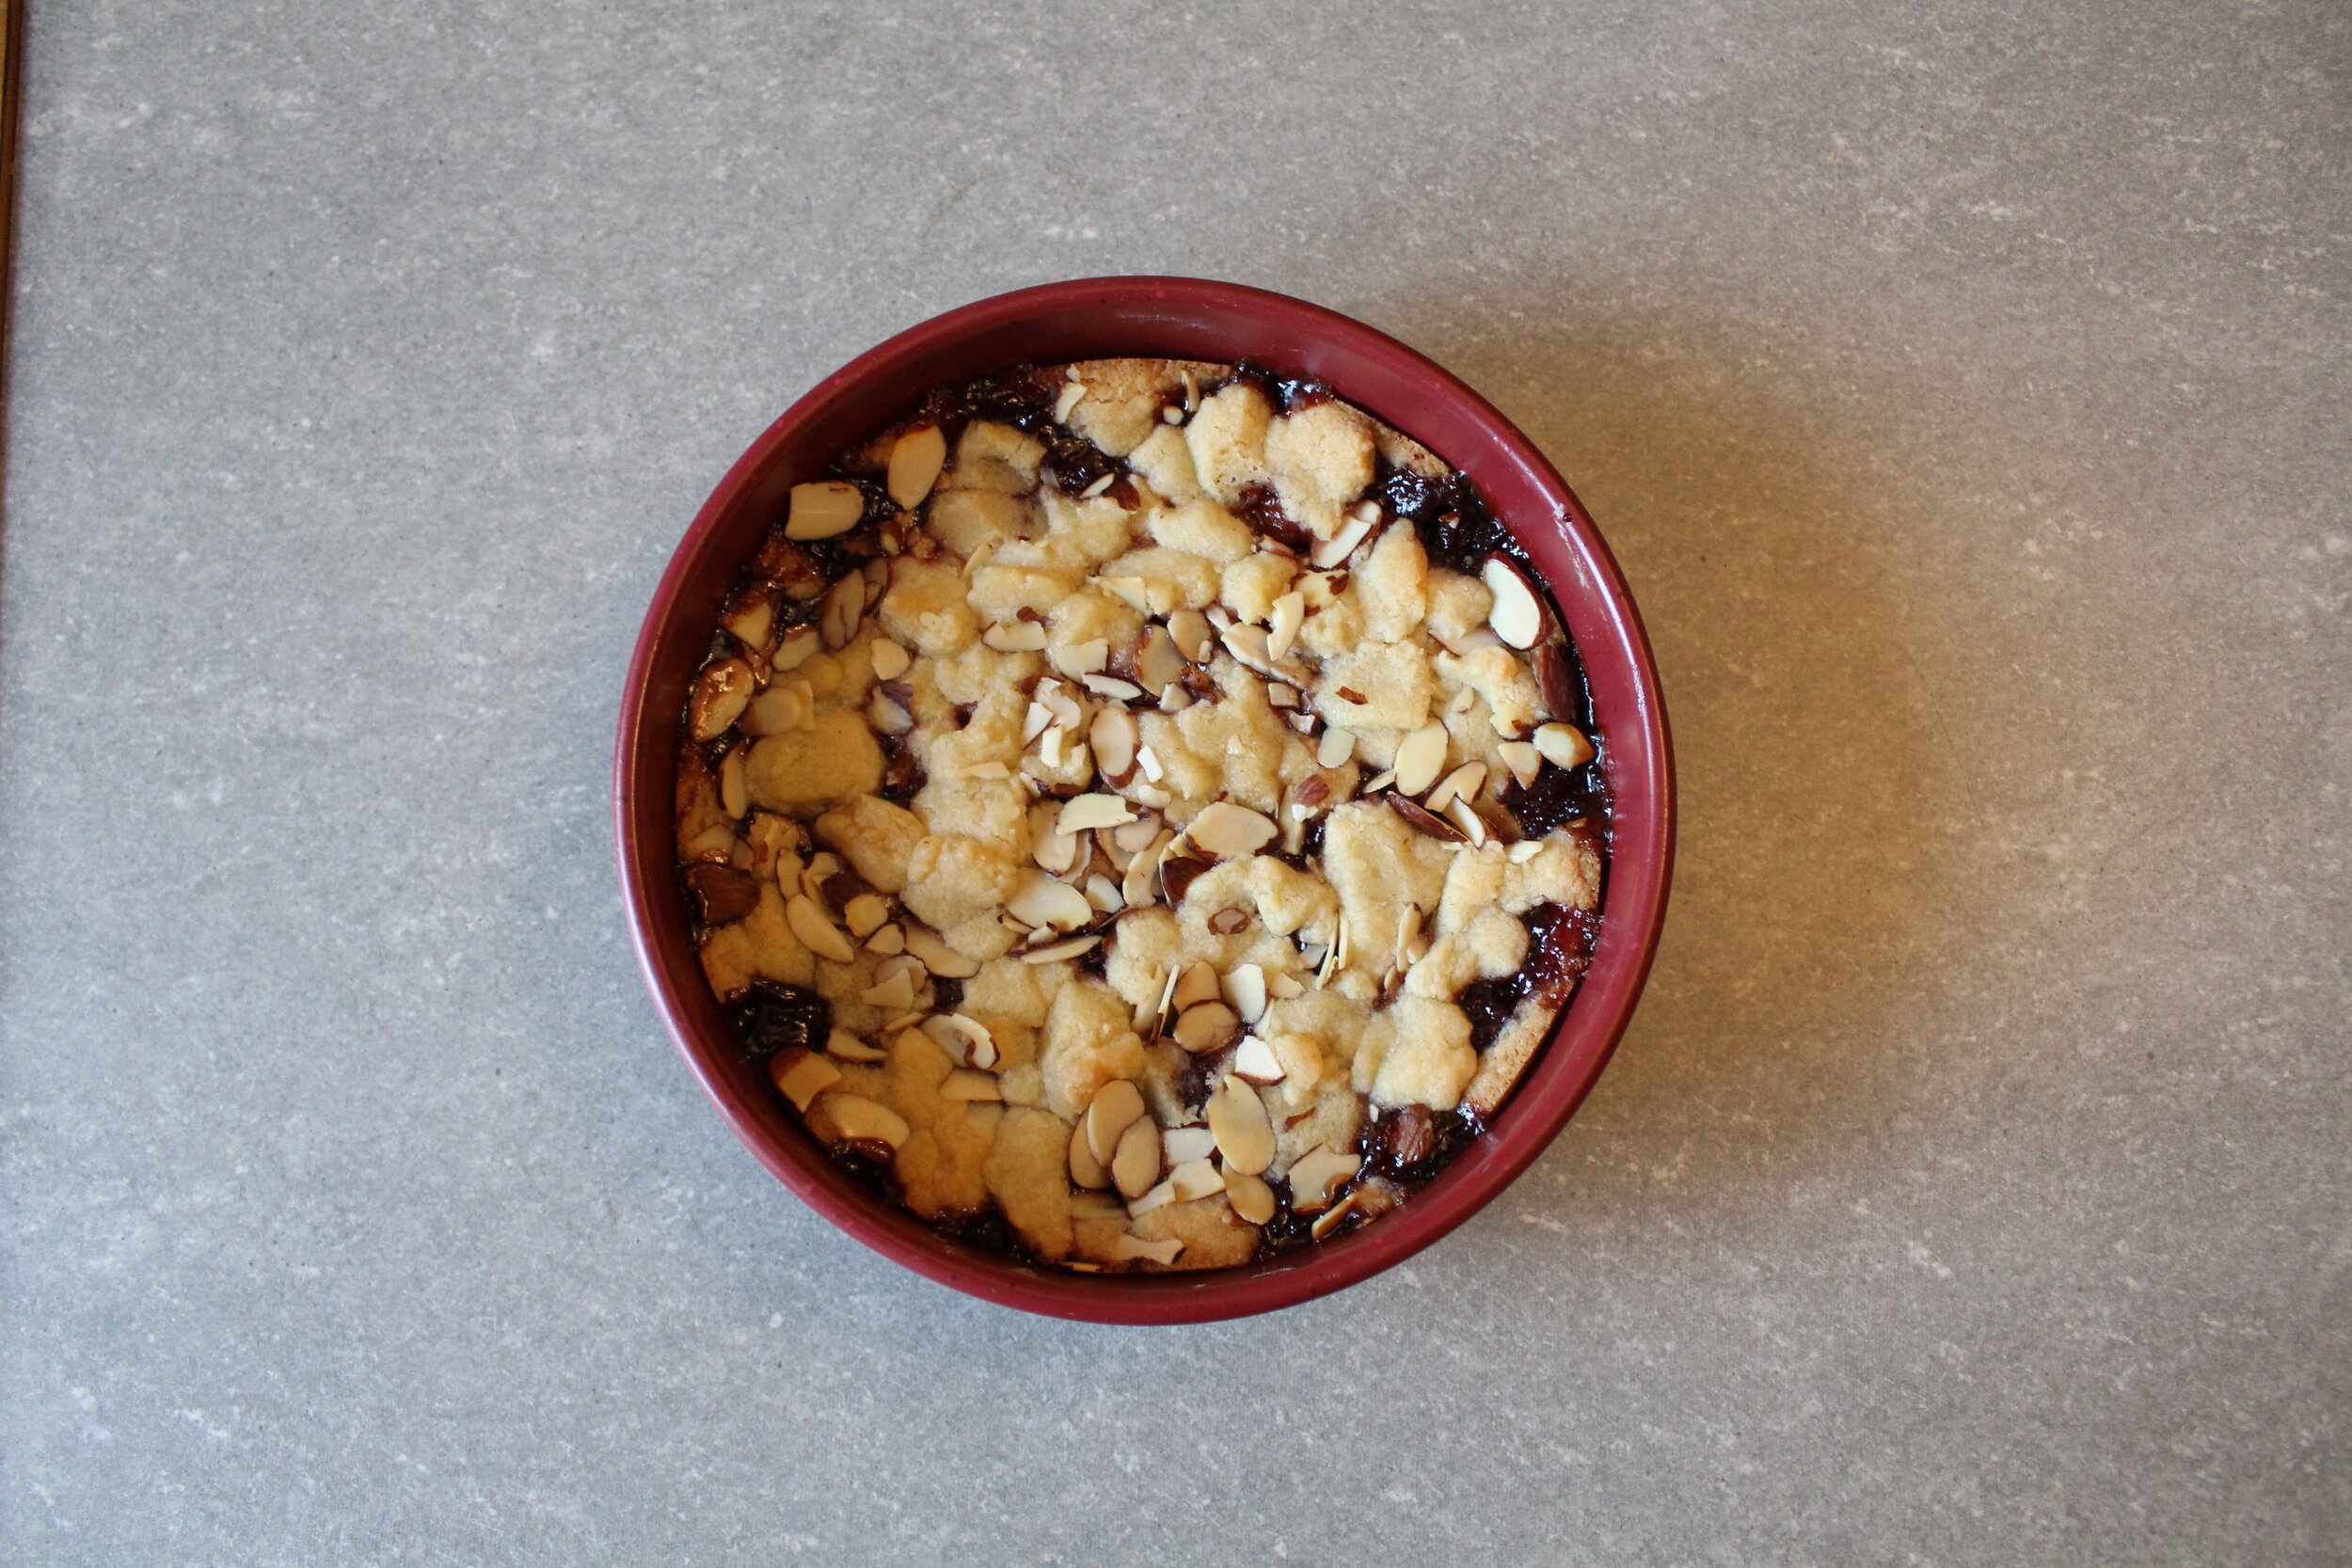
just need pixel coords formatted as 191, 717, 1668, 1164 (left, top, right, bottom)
2, 1, 2345, 1562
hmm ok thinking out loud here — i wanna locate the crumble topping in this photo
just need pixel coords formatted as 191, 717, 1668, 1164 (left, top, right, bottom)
676, 359, 1607, 1272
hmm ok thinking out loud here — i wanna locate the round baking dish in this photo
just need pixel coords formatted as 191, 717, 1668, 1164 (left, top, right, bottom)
615, 277, 1673, 1323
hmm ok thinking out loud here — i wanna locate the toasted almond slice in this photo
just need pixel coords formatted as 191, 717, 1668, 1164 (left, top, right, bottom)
1034, 826, 1082, 876
818, 1092, 910, 1148
869, 691, 914, 735
1482, 557, 1545, 647
1022, 702, 1055, 746
1113, 1231, 1183, 1263
1054, 379, 1088, 420
1082, 674, 1143, 703
1137, 626, 1184, 691
1040, 682, 1086, 730
1224, 1168, 1277, 1225
1184, 800, 1278, 860
1089, 706, 1138, 783
784, 895, 855, 963
819, 574, 866, 650
1171, 961, 1222, 1014
768, 1047, 840, 1112
786, 481, 866, 542
1313, 726, 1356, 771
1057, 793, 1136, 835
1310, 512, 1375, 568
1394, 721, 1450, 796
1039, 724, 1066, 768
824, 1027, 884, 1062
1133, 782, 1174, 809
885, 424, 947, 510
1163, 1127, 1218, 1164
1446, 796, 1488, 846
1070, 1117, 1110, 1188
1225, 963, 1268, 1023
1311, 1195, 1360, 1240
859, 967, 919, 1010
1135, 744, 1166, 784
797, 853, 840, 904
1098, 576, 1152, 611
842, 888, 884, 940
1168, 1158, 1223, 1203
1426, 761, 1487, 815
868, 637, 912, 681
723, 588, 777, 654
985, 619, 1050, 653
1497, 739, 1544, 788
939, 1067, 1002, 1102
1023, 934, 1100, 964
690, 658, 755, 740
1008, 869, 1095, 932
771, 625, 820, 674
1266, 591, 1306, 661
1172, 1001, 1240, 1055
1362, 768, 1396, 794
1389, 793, 1468, 843
1287, 1144, 1361, 1212
717, 743, 750, 820
1061, 639, 1111, 677
1268, 972, 1306, 1001
864, 922, 906, 955
1205, 1076, 1275, 1175
1111, 816, 1163, 853
1508, 839, 1547, 863
901, 924, 981, 978
1534, 721, 1597, 770
1111, 1117, 1162, 1199
1218, 621, 1279, 676
1232, 1034, 1286, 1084
682, 823, 740, 864
1122, 830, 1172, 909
1084, 874, 1124, 916
1168, 609, 1215, 662
1208, 907, 1251, 936
1069, 1190, 1125, 1222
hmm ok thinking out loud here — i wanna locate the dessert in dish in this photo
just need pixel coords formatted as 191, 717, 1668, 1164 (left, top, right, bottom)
673, 358, 1607, 1271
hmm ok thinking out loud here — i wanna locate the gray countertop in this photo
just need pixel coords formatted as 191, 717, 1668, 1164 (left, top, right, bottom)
4, 2, 2345, 1562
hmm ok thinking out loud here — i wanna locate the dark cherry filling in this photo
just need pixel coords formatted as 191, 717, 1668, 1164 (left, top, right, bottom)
726, 981, 832, 1068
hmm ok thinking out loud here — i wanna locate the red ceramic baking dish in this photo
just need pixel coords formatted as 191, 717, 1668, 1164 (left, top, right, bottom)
615, 277, 1673, 1323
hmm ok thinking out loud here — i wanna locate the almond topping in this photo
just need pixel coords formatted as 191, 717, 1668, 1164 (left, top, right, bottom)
1224, 963, 1268, 1023
1085, 1079, 1147, 1166
690, 658, 755, 740
1022, 934, 1100, 964
868, 691, 914, 735
1163, 1127, 1218, 1164
885, 425, 947, 510
939, 1067, 1002, 1102
1534, 641, 1579, 721
825, 1027, 885, 1062
1534, 722, 1596, 770
1173, 1001, 1240, 1055
1206, 907, 1251, 936
717, 743, 750, 819
1137, 626, 1184, 691
1266, 591, 1306, 661
1394, 721, 1450, 796
864, 922, 906, 955
1084, 874, 1124, 915
786, 481, 866, 542
1232, 1034, 1286, 1084
1168, 609, 1215, 662
985, 620, 1050, 653
1111, 816, 1163, 853
1135, 744, 1166, 783
1055, 379, 1088, 420
784, 894, 856, 962
1311, 513, 1375, 569
1168, 1159, 1223, 1203
723, 589, 777, 654
1288, 1144, 1361, 1212
1057, 793, 1136, 834
819, 573, 866, 650
1223, 1169, 1277, 1226
1034, 826, 1082, 876
1111, 1117, 1162, 1199
1508, 839, 1547, 863
1425, 761, 1487, 815
1315, 726, 1356, 769
1498, 740, 1544, 788
1171, 961, 1221, 1014
1113, 1232, 1183, 1265
1446, 796, 1488, 846
768, 1048, 840, 1111
815, 1092, 910, 1149
1387, 793, 1467, 843
1205, 1076, 1275, 1176
901, 924, 981, 978
1183, 801, 1278, 860
1483, 557, 1545, 648
869, 637, 912, 681
1121, 831, 1172, 909
1061, 639, 1111, 677
771, 626, 820, 673
1089, 706, 1139, 782
859, 967, 919, 1010
1069, 1118, 1110, 1188
1082, 673, 1143, 702
1008, 869, 1094, 932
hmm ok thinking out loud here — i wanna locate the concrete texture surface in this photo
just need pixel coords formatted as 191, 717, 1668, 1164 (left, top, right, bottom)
3, 0, 2346, 1562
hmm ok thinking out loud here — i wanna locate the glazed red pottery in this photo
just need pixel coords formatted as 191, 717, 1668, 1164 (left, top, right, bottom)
615, 277, 1674, 1323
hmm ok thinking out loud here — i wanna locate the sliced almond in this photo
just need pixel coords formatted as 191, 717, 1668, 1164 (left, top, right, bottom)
1163, 1127, 1218, 1164
869, 637, 912, 681
1266, 591, 1306, 661
1232, 1034, 1286, 1085
1483, 557, 1545, 648
1508, 838, 1548, 863
786, 481, 866, 542
1394, 721, 1450, 797
1171, 961, 1222, 1015
771, 626, 820, 673
1022, 701, 1055, 745
1111, 1117, 1162, 1200
1121, 831, 1172, 909
768, 1047, 840, 1112
1023, 934, 1100, 964
1040, 681, 1086, 731
1172, 1001, 1240, 1055
690, 658, 755, 740
1267, 973, 1306, 1002
939, 1067, 1002, 1102
1184, 800, 1278, 860
1224, 963, 1268, 1023
1135, 744, 1166, 783
1446, 796, 1488, 846
868, 690, 914, 735
1168, 1158, 1223, 1203
1425, 761, 1487, 815
1098, 576, 1151, 611
1084, 874, 1124, 915
1224, 1168, 1277, 1225
723, 589, 776, 655
1111, 816, 1163, 853
1534, 721, 1596, 770
817, 1092, 910, 1149
1497, 739, 1544, 788
1112, 1231, 1183, 1264
818, 574, 866, 650
1082, 674, 1143, 703
1061, 639, 1111, 677
784, 895, 856, 962
1057, 793, 1136, 835
740, 679, 811, 737
1089, 706, 1138, 783
985, 620, 1050, 653
1168, 609, 1215, 662
1387, 793, 1467, 843
1137, 626, 1184, 691
1008, 869, 1095, 932
1038, 724, 1066, 769
1533, 641, 1580, 721
797, 853, 840, 903
1218, 621, 1279, 677
864, 922, 906, 956
885, 424, 947, 510
1310, 512, 1375, 569
860, 967, 919, 1010
1207, 907, 1252, 936
717, 743, 750, 820
1315, 727, 1356, 770
1362, 768, 1396, 793
1070, 1118, 1110, 1189
918, 1012, 998, 1070
1287, 1144, 1361, 1212
1033, 827, 1082, 876
825, 1027, 885, 1062
1205, 1076, 1275, 1175
901, 924, 981, 978
1311, 1195, 1360, 1240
